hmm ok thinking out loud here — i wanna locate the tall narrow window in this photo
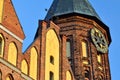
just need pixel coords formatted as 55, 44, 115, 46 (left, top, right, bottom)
82, 41, 88, 57
66, 40, 71, 58
50, 56, 54, 64
45, 29, 59, 80
21, 59, 28, 74
66, 71, 72, 80
0, 38, 2, 54
50, 72, 54, 80
66, 40, 72, 65
8, 42, 17, 66
97, 54, 102, 63
0, 34, 4, 57
30, 47, 38, 80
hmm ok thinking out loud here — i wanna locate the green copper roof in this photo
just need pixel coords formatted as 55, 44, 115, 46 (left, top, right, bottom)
45, 0, 100, 20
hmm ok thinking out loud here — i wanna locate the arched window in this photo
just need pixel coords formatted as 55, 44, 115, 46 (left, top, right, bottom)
45, 29, 59, 80
50, 71, 54, 80
97, 54, 102, 63
50, 56, 54, 64
0, 38, 2, 54
82, 41, 88, 57
66, 71, 72, 80
29, 47, 38, 80
6, 74, 14, 80
66, 40, 71, 58
66, 39, 72, 64
0, 34, 4, 57
8, 42, 17, 66
21, 59, 28, 74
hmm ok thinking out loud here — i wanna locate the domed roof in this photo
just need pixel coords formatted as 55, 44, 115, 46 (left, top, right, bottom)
45, 0, 100, 20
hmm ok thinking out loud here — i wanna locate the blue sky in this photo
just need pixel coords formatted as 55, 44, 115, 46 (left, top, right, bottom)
12, 0, 120, 80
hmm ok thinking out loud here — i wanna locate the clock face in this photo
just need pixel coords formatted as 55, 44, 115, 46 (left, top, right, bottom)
91, 28, 108, 53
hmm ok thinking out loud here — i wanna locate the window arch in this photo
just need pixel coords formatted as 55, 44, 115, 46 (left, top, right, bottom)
45, 29, 59, 80
21, 59, 28, 74
66, 39, 73, 64
66, 71, 72, 80
66, 40, 71, 58
82, 41, 88, 57
29, 47, 38, 80
6, 74, 14, 80
97, 54, 102, 64
0, 34, 4, 57
8, 42, 17, 66
50, 71, 54, 80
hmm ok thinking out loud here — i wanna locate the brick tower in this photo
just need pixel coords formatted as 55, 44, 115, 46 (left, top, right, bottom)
0, 0, 111, 80
45, 0, 112, 80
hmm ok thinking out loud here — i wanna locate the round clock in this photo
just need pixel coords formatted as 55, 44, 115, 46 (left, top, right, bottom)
90, 28, 108, 53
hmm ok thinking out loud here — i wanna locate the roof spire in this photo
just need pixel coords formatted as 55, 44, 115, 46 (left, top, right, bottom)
45, 0, 100, 20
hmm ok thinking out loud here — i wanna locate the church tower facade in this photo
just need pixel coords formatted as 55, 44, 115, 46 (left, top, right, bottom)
45, 0, 111, 80
0, 0, 111, 80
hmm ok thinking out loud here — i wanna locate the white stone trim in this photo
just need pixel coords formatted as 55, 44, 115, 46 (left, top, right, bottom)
0, 24, 23, 43
0, 58, 32, 80
0, 58, 21, 73
21, 74, 33, 80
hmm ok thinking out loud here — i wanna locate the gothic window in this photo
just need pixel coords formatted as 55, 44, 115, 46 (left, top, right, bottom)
66, 71, 72, 80
50, 71, 54, 80
8, 42, 17, 66
45, 29, 59, 80
6, 74, 14, 80
84, 70, 90, 80
66, 39, 72, 64
50, 56, 54, 64
30, 47, 38, 80
97, 54, 102, 64
21, 59, 28, 74
0, 38, 2, 55
0, 34, 4, 57
82, 41, 88, 57
66, 40, 71, 58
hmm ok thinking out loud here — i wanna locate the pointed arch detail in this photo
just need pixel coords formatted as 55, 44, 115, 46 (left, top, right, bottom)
21, 59, 28, 75
6, 74, 14, 80
8, 42, 17, 66
45, 29, 59, 80
0, 34, 4, 57
81, 40, 88, 57
66, 71, 72, 80
29, 47, 38, 80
